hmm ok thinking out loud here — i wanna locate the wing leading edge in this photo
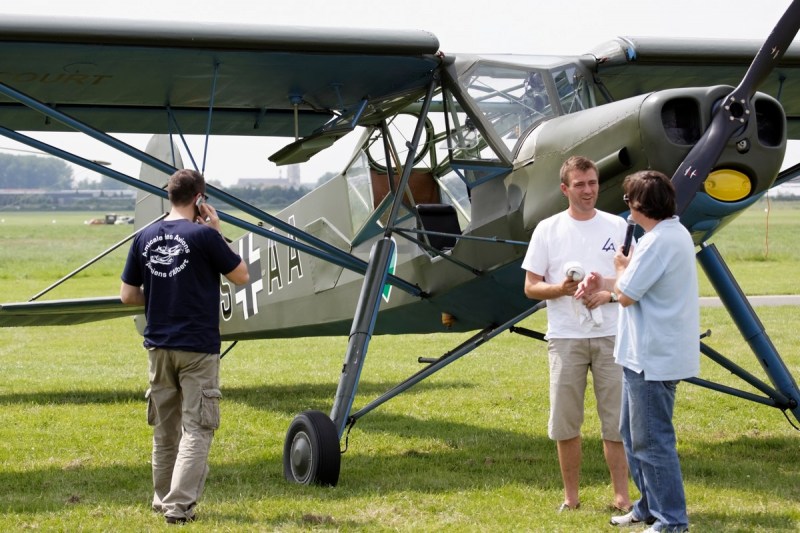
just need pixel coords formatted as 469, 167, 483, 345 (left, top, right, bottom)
0, 297, 142, 328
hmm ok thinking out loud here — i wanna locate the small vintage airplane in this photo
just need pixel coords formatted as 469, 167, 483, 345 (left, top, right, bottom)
1, 3, 799, 487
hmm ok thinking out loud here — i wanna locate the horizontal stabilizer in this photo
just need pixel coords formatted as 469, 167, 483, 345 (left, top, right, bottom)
0, 297, 142, 327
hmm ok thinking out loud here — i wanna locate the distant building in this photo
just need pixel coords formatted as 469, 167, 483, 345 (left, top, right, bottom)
235, 164, 301, 189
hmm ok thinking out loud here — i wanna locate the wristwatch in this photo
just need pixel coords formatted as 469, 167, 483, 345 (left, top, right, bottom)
609, 291, 619, 303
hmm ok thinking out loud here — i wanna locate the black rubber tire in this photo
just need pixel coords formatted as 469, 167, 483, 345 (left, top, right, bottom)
283, 410, 341, 486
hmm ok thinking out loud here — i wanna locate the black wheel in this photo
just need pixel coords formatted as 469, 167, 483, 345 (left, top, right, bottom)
283, 410, 341, 486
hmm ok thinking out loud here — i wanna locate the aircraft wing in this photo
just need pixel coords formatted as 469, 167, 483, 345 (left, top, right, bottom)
0, 297, 142, 327
0, 15, 440, 143
587, 37, 800, 138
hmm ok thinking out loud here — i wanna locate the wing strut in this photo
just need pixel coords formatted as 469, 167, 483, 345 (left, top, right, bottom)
201, 61, 220, 174
696, 243, 800, 425
329, 77, 439, 435
0, 130, 423, 298
27, 212, 166, 302
0, 80, 424, 296
283, 77, 439, 486
347, 300, 546, 426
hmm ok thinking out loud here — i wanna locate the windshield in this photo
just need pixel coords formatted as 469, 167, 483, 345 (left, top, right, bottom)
458, 60, 596, 152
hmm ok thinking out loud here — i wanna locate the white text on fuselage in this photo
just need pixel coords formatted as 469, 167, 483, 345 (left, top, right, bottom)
220, 215, 303, 322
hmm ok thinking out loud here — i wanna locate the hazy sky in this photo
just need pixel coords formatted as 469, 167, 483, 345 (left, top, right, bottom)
1, 0, 795, 184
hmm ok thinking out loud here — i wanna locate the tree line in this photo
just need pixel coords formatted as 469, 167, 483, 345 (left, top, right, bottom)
0, 153, 74, 189
0, 152, 329, 210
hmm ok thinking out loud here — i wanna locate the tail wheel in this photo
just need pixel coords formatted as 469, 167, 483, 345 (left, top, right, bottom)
283, 410, 341, 486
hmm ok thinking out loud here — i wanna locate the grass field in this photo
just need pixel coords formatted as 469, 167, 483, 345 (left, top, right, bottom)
1, 204, 799, 531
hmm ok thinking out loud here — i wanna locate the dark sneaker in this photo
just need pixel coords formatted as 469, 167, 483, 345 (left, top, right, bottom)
165, 514, 196, 525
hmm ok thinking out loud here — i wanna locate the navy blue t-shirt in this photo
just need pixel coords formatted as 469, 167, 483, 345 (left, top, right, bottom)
121, 219, 242, 353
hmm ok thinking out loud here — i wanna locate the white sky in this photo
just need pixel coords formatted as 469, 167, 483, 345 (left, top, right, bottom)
0, 0, 796, 185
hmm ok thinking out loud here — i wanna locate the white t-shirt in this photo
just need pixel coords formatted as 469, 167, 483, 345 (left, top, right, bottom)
614, 216, 700, 381
521, 210, 629, 339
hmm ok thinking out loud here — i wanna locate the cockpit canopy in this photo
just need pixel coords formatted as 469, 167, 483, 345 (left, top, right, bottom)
449, 55, 599, 163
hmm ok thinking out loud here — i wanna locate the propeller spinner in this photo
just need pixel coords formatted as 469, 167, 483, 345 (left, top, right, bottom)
672, 0, 800, 214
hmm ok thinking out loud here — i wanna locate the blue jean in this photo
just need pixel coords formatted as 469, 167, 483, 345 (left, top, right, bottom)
620, 367, 688, 532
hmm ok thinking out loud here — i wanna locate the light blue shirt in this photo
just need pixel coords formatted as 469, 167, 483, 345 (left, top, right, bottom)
614, 217, 700, 381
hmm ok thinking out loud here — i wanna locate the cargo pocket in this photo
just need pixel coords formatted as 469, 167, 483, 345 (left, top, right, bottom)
145, 388, 157, 426
200, 388, 222, 429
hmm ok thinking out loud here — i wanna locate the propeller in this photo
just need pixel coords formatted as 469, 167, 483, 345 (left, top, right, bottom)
673, 0, 800, 215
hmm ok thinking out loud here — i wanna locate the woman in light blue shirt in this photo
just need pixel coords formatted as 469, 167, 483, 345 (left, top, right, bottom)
611, 170, 699, 533
576, 170, 699, 532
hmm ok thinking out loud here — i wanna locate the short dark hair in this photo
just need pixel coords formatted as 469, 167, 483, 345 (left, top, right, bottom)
167, 169, 205, 206
623, 170, 676, 220
560, 156, 598, 186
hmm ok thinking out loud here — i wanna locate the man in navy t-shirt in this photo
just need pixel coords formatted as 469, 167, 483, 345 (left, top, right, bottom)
120, 169, 248, 525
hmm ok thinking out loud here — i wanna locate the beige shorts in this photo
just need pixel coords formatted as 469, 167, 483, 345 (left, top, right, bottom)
547, 336, 623, 442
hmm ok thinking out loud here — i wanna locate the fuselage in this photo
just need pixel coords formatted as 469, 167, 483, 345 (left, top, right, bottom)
218, 53, 786, 340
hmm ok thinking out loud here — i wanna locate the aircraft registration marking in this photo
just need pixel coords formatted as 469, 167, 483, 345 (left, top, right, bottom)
0, 72, 112, 86
234, 233, 263, 320
220, 216, 304, 322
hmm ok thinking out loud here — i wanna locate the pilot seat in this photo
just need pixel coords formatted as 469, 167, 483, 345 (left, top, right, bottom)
415, 203, 461, 251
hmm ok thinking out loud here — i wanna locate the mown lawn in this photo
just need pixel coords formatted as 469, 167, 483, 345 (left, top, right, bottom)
0, 205, 798, 531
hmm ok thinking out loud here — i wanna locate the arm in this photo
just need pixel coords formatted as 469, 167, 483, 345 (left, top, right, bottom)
119, 281, 145, 306
524, 270, 579, 300
612, 250, 636, 308
224, 259, 250, 285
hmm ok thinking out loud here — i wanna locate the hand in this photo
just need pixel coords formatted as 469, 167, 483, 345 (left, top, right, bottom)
582, 290, 609, 309
574, 271, 604, 300
560, 276, 580, 297
196, 202, 222, 232
614, 245, 632, 272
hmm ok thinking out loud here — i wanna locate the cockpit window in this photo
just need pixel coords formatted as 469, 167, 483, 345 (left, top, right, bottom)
457, 61, 596, 152
459, 64, 556, 152
553, 66, 594, 114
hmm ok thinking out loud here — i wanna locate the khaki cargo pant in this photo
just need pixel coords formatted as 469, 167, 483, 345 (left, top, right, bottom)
146, 348, 221, 520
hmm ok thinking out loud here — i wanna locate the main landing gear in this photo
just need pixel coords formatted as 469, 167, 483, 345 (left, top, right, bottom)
282, 410, 341, 486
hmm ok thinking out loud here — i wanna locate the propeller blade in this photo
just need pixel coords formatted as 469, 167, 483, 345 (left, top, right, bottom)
673, 0, 800, 214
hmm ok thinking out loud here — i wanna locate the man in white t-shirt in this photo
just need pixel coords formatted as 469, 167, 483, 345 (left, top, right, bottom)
521, 155, 631, 513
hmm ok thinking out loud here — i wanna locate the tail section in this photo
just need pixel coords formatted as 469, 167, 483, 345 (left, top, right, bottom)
133, 134, 183, 230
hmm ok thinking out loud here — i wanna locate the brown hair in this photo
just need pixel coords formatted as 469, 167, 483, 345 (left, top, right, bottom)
166, 169, 205, 207
623, 170, 676, 221
560, 155, 598, 186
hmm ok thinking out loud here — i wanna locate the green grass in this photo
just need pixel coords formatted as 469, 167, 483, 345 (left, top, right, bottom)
1, 206, 799, 531
699, 199, 800, 296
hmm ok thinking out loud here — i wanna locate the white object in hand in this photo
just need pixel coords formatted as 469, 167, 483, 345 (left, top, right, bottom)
564, 261, 585, 281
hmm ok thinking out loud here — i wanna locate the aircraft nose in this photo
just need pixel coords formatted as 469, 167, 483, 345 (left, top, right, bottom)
638, 85, 786, 203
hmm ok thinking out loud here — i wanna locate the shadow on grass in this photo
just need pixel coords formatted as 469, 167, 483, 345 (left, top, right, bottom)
3, 431, 798, 532
690, 511, 798, 532
0, 399, 558, 510
0, 378, 467, 409
2, 411, 798, 533
681, 434, 800, 498
4, 380, 797, 529
0, 388, 144, 405
223, 378, 477, 415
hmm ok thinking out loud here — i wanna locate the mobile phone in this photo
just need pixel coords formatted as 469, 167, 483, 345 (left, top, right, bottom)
195, 194, 206, 221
